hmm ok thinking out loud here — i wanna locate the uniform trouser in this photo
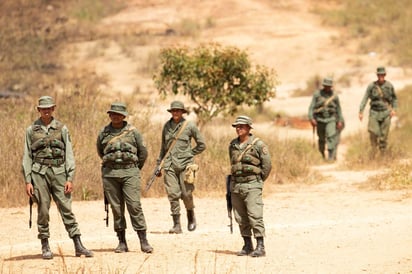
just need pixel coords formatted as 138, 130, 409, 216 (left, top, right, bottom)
164, 168, 195, 215
231, 181, 265, 238
103, 172, 147, 231
368, 110, 391, 151
32, 169, 80, 239
316, 121, 339, 158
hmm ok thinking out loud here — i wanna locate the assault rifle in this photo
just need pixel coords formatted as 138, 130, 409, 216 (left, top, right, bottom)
226, 175, 233, 234
145, 159, 164, 193
145, 121, 188, 193
104, 194, 109, 227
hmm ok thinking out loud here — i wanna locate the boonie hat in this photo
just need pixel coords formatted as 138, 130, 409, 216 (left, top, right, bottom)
107, 102, 128, 116
376, 66, 386, 75
232, 115, 253, 129
37, 96, 56, 108
167, 100, 188, 113
322, 77, 333, 87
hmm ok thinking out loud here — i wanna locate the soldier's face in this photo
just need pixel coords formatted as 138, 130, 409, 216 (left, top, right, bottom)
377, 74, 385, 83
323, 86, 332, 92
109, 112, 125, 127
235, 124, 250, 137
38, 107, 54, 119
170, 109, 184, 122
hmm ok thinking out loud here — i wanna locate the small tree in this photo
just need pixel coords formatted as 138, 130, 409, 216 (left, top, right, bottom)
153, 43, 278, 126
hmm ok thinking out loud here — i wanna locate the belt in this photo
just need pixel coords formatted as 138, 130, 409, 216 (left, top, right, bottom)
104, 163, 138, 169
34, 158, 65, 167
371, 108, 389, 112
232, 175, 260, 183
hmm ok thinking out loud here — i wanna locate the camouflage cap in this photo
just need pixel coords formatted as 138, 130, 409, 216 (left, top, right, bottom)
167, 100, 188, 113
37, 96, 56, 108
232, 115, 253, 128
376, 66, 386, 75
107, 102, 128, 116
322, 77, 333, 87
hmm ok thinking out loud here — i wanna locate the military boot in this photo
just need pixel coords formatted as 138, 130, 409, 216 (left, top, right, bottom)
327, 149, 335, 162
237, 236, 254, 256
250, 237, 266, 257
137, 230, 153, 253
72, 235, 94, 257
115, 230, 128, 253
187, 209, 196, 231
41, 238, 53, 260
169, 214, 182, 234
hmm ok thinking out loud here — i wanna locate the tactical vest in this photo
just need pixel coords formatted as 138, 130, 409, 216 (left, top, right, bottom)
101, 125, 139, 166
313, 91, 338, 119
31, 121, 65, 165
369, 83, 392, 111
230, 142, 262, 177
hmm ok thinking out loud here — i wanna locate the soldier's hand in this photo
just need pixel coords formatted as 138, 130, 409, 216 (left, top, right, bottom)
336, 121, 343, 130
26, 183, 34, 197
390, 110, 396, 117
64, 181, 73, 194
156, 170, 162, 177
310, 119, 317, 127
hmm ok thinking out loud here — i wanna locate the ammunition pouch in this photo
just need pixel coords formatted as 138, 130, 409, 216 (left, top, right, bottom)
104, 141, 137, 154
102, 151, 138, 165
241, 155, 261, 166
231, 163, 261, 177
32, 138, 65, 152
184, 163, 199, 184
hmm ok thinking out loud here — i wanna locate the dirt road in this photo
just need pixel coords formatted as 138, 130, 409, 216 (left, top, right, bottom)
2, 165, 412, 273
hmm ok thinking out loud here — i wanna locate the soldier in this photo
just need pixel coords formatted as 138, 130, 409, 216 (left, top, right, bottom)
22, 96, 93, 260
156, 101, 206, 234
359, 66, 397, 154
96, 102, 153, 253
308, 77, 345, 161
228, 115, 272, 257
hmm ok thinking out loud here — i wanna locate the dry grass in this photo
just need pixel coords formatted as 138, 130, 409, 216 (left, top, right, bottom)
314, 0, 412, 66
0, 89, 320, 207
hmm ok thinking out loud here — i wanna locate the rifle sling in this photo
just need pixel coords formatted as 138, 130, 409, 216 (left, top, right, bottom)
236, 138, 260, 163
158, 120, 189, 169
106, 125, 136, 146
314, 94, 336, 113
375, 84, 392, 111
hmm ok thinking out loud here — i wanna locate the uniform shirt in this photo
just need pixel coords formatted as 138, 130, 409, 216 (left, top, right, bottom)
158, 118, 206, 171
22, 118, 75, 183
359, 80, 397, 112
229, 134, 272, 182
308, 89, 344, 123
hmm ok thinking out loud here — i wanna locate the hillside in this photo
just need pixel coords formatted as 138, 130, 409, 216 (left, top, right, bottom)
2, 1, 412, 273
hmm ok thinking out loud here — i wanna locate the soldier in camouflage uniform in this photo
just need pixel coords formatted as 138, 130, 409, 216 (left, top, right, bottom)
22, 96, 93, 260
308, 77, 345, 161
229, 115, 272, 257
359, 66, 397, 154
156, 101, 206, 234
96, 102, 153, 253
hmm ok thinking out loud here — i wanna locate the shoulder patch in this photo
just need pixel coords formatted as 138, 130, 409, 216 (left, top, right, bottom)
262, 145, 269, 155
